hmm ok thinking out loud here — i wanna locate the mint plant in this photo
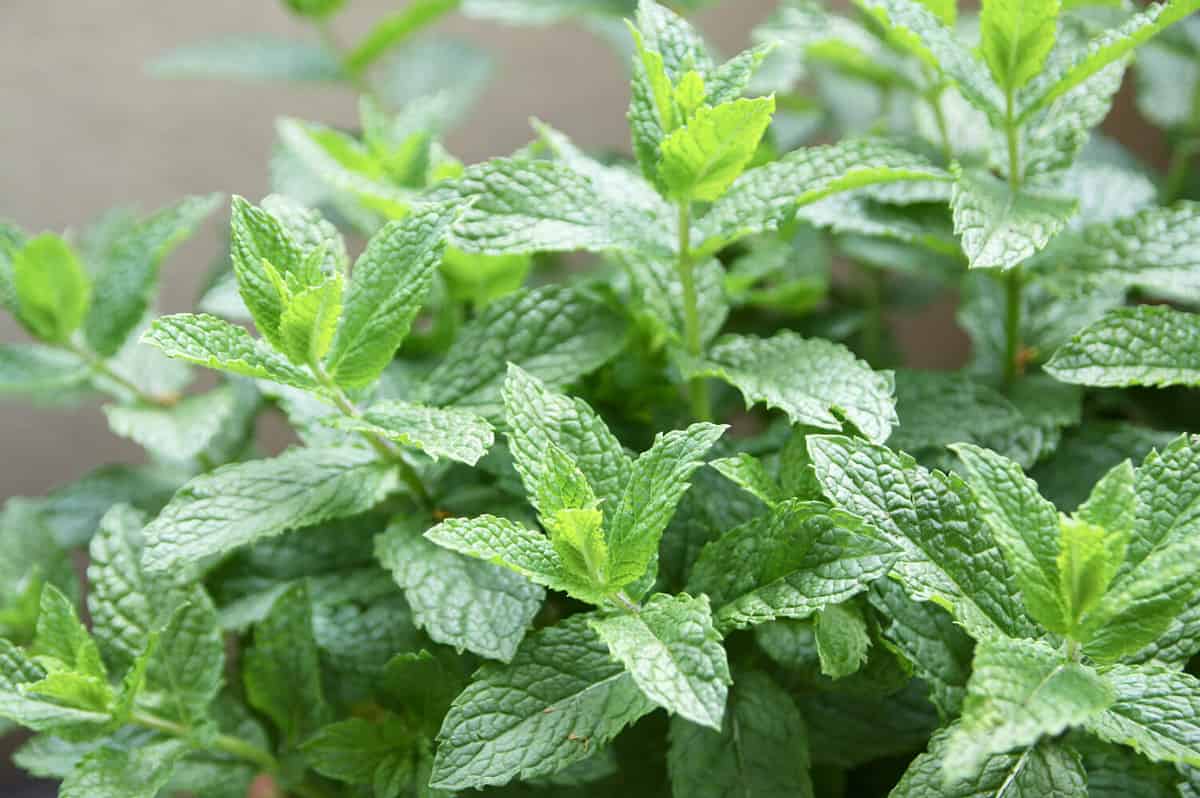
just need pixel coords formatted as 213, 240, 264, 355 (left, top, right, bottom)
4, 0, 1200, 795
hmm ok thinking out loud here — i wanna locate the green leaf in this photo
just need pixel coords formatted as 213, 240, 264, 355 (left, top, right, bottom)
1069, 202, 1200, 300
228, 196, 304, 349
151, 590, 224, 727
1017, 0, 1200, 120
301, 715, 418, 797
10, 234, 91, 344
416, 286, 627, 419
148, 35, 344, 82
244, 582, 329, 747
1075, 460, 1135, 537
277, 273, 343, 366
856, 0, 1005, 120
60, 741, 187, 798
429, 613, 655, 790
688, 499, 897, 632
696, 139, 949, 250
708, 453, 783, 507
604, 423, 725, 588
979, 0, 1061, 92
705, 43, 773, 106
141, 446, 398, 574
892, 728, 1086, 797
344, 0, 459, 73
0, 344, 87, 395
104, 382, 258, 464
1085, 664, 1200, 765
1045, 306, 1200, 388
667, 670, 814, 798
142, 313, 320, 392
952, 443, 1067, 635
0, 640, 110, 733
502, 364, 632, 514
1057, 515, 1123, 635
658, 97, 776, 203
33, 584, 106, 679
429, 158, 673, 257
589, 593, 730, 729
84, 194, 222, 356
815, 601, 871, 679
326, 400, 494, 465
86, 506, 157, 675
376, 520, 543, 661
683, 331, 897, 443
283, 0, 346, 18
809, 435, 1036, 640
951, 168, 1078, 271
0, 499, 77, 643
325, 201, 459, 387
944, 638, 1112, 777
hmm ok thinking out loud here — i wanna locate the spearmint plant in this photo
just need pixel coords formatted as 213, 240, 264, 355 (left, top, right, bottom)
3, 0, 1200, 795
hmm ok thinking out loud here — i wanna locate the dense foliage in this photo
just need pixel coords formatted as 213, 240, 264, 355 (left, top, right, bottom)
3, 0, 1200, 795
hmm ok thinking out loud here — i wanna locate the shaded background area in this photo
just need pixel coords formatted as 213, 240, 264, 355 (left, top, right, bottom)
0, 0, 1165, 501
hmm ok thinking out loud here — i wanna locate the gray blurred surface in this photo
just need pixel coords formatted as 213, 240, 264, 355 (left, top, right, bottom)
0, 0, 774, 499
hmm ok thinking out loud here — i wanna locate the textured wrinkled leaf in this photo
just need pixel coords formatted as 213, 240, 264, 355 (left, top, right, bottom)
659, 97, 775, 202
430, 614, 655, 790
952, 169, 1077, 271
667, 670, 814, 798
60, 741, 187, 798
142, 313, 319, 392
302, 714, 417, 797
326, 201, 458, 387
1069, 202, 1200, 300
0, 639, 111, 733
590, 593, 730, 729
1085, 664, 1200, 765
689, 499, 896, 632
84, 194, 221, 355
815, 601, 871, 679
142, 446, 398, 574
1045, 306, 1200, 388
979, 0, 1060, 92
809, 435, 1035, 639
417, 286, 626, 418
377, 520, 543, 661
944, 638, 1112, 777
684, 332, 897, 443
149, 35, 344, 82
104, 382, 254, 464
708, 453, 782, 506
327, 400, 493, 465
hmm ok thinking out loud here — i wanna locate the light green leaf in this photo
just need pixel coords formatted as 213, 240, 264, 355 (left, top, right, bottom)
808, 435, 1036, 640
705, 43, 773, 105
228, 196, 304, 350
1045, 306, 1200, 388
376, 520, 544, 662
84, 194, 222, 356
658, 97, 776, 203
429, 158, 673, 257
951, 168, 1078, 271
344, 0, 459, 73
103, 383, 256, 464
142, 313, 319, 392
696, 139, 949, 250
1057, 515, 1123, 635
283, 0, 346, 19
326, 400, 494, 465
945, 637, 1112, 777
0, 344, 88, 395
1069, 202, 1200, 301
502, 364, 632, 514
141, 446, 398, 574
857, 0, 1005, 119
708, 453, 783, 507
10, 234, 91, 344
33, 584, 105, 678
1017, 0, 1200, 119
689, 499, 897, 632
1085, 664, 1200, 765
429, 614, 656, 790
892, 728, 1086, 797
60, 741, 187, 798
0, 639, 111, 733
86, 506, 156, 675
244, 582, 329, 747
416, 286, 627, 419
683, 331, 897, 443
979, 0, 1060, 92
605, 423, 725, 588
325, 201, 459, 387
667, 670, 814, 798
815, 601, 871, 679
148, 35, 344, 82
590, 592, 730, 729
277, 273, 343, 366
0, 499, 77, 643
1075, 459, 1136, 537
952, 443, 1067, 635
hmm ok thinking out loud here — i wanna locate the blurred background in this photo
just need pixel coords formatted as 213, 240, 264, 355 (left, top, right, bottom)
0, 0, 1166, 503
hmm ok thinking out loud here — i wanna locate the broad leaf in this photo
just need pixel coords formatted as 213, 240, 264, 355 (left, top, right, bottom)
658, 97, 776, 203
1045, 306, 1200, 388
59, 741, 187, 798
951, 168, 1077, 271
1085, 664, 1200, 765
327, 400, 494, 465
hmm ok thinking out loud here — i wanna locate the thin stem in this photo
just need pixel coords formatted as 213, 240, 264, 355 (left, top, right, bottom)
310, 360, 433, 509
928, 89, 953, 163
65, 339, 177, 408
1004, 88, 1021, 193
1002, 266, 1024, 389
314, 18, 375, 98
676, 202, 711, 422
611, 591, 641, 614
861, 265, 886, 365
1163, 139, 1199, 203
1066, 638, 1082, 663
131, 710, 278, 774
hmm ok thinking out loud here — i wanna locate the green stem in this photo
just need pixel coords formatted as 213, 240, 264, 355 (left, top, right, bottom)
928, 89, 953, 163
310, 360, 433, 509
676, 202, 711, 422
861, 265, 886, 365
1163, 139, 1199, 203
65, 339, 177, 408
314, 18, 375, 98
1002, 266, 1024, 389
1066, 638, 1082, 663
1005, 88, 1021, 193
131, 710, 278, 776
